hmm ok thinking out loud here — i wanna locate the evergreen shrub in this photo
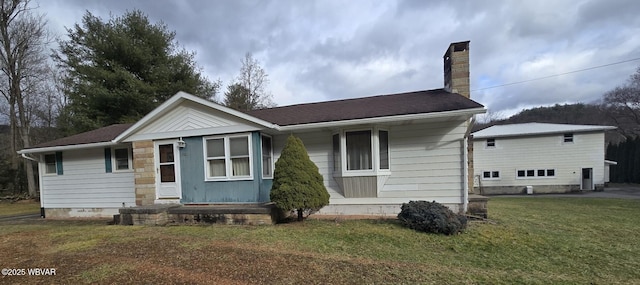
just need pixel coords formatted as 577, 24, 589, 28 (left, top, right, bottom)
270, 135, 329, 221
397, 200, 467, 235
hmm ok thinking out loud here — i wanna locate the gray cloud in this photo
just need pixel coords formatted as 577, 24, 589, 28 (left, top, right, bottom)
36, 0, 640, 117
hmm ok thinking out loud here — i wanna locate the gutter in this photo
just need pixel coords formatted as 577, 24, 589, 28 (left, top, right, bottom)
17, 141, 118, 154
21, 153, 39, 162
279, 107, 487, 131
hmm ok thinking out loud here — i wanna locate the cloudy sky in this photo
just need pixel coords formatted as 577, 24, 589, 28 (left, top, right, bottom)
38, 0, 640, 118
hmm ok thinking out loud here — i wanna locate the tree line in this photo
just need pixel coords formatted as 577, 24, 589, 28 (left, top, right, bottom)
0, 0, 273, 197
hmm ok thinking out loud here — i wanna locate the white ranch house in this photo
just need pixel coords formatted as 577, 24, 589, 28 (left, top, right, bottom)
19, 41, 486, 218
472, 123, 616, 195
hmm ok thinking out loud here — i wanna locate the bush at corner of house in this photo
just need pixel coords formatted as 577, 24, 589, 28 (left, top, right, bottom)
397, 200, 467, 235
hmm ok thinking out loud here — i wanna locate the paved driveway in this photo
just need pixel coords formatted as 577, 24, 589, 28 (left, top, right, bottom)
491, 184, 640, 199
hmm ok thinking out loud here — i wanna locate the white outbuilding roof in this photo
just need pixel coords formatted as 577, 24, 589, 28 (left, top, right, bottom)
472, 123, 616, 139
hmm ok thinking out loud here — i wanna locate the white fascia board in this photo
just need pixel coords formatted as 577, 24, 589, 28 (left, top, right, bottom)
279, 107, 486, 131
114, 91, 278, 142
605, 160, 618, 165
17, 142, 118, 154
473, 126, 617, 139
123, 125, 263, 142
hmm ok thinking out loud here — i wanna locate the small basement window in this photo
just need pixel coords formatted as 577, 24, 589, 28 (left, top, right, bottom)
482, 171, 500, 180
563, 133, 574, 143
547, 169, 555, 177
517, 170, 525, 177
486, 138, 496, 147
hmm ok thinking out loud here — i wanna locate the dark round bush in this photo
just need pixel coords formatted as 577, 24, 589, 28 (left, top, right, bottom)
397, 200, 467, 235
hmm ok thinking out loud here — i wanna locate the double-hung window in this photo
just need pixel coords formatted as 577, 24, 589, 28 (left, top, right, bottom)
44, 154, 57, 174
346, 130, 373, 171
337, 128, 390, 174
113, 147, 132, 171
43, 152, 63, 175
204, 134, 252, 180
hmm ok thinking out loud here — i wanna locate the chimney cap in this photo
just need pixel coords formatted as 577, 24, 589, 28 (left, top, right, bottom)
443, 41, 470, 58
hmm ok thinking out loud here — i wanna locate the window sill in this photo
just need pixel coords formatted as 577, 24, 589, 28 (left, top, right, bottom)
205, 176, 254, 182
338, 170, 391, 177
515, 177, 556, 180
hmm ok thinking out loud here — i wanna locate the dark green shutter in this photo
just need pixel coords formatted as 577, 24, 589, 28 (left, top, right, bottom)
55, 151, 63, 175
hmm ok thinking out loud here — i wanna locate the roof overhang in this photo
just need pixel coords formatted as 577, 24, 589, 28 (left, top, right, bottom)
473, 126, 617, 139
17, 141, 120, 154
279, 107, 486, 131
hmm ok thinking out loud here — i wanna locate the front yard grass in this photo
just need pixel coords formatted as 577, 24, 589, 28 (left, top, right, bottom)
0, 200, 39, 217
0, 197, 638, 284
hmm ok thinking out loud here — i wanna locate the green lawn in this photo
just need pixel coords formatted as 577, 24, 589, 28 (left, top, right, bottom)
0, 197, 638, 284
0, 200, 39, 217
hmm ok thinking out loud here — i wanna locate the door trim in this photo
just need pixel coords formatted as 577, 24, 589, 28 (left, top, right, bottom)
154, 139, 182, 203
581, 168, 593, 191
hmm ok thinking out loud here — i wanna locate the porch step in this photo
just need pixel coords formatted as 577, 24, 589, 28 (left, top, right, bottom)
115, 203, 276, 226
468, 194, 489, 218
169, 204, 274, 215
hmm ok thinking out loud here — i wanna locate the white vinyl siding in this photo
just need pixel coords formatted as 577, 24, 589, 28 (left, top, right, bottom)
128, 100, 262, 141
40, 147, 135, 209
474, 132, 606, 188
272, 120, 468, 206
380, 121, 466, 203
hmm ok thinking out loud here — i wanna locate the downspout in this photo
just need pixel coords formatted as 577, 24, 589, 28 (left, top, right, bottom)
20, 153, 44, 218
462, 117, 476, 213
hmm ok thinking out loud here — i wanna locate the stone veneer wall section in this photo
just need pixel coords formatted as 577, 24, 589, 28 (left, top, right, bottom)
133, 140, 156, 206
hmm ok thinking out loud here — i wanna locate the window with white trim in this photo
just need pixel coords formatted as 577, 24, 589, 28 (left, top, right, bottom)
482, 171, 500, 180
517, 168, 556, 178
486, 138, 496, 147
113, 147, 132, 171
332, 134, 340, 172
44, 154, 57, 174
346, 130, 372, 171
204, 134, 252, 180
379, 130, 389, 170
336, 128, 390, 174
261, 135, 273, 178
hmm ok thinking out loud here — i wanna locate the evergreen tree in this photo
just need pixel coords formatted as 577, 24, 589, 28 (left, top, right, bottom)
270, 135, 329, 221
54, 10, 219, 134
223, 83, 251, 111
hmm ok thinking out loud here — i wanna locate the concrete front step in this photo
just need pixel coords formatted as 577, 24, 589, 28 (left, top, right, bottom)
115, 203, 276, 226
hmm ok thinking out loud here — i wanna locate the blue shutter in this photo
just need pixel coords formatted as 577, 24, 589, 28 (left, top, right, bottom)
55, 151, 63, 175
104, 148, 112, 173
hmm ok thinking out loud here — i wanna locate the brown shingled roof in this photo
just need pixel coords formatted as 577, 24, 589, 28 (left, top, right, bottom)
26, 123, 134, 149
245, 89, 483, 126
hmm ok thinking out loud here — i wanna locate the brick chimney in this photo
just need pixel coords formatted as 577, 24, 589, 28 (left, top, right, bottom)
443, 41, 470, 98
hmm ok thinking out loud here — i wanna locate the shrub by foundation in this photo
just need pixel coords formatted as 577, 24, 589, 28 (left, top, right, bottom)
397, 200, 467, 235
